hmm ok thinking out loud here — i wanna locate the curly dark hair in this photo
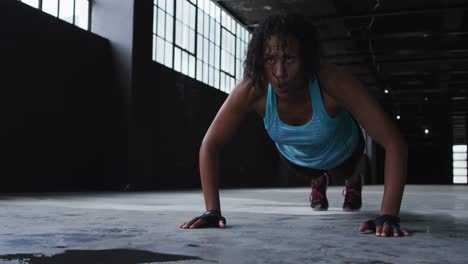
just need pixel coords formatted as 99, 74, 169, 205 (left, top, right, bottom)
243, 14, 321, 90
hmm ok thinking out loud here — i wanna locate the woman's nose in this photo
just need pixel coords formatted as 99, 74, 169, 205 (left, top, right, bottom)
273, 61, 286, 79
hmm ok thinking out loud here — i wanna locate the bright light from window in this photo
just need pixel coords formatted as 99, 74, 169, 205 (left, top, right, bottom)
453, 153, 467, 160
453, 169, 467, 176
453, 161, 467, 168
43, 0, 58, 16
453, 176, 468, 184
21, 0, 39, 8
18, 0, 90, 30
153, 0, 251, 93
59, 0, 75, 24
453, 145, 467, 152
453, 144, 467, 184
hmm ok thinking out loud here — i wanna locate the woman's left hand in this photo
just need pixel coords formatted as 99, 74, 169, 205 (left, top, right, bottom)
359, 215, 410, 237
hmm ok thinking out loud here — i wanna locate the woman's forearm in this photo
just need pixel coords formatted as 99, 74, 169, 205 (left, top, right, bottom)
380, 139, 408, 216
199, 144, 222, 214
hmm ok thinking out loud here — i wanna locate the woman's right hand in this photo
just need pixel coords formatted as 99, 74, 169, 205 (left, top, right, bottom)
179, 210, 227, 229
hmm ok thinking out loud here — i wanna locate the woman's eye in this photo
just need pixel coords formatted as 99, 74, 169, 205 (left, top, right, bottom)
266, 58, 276, 64
285, 56, 295, 62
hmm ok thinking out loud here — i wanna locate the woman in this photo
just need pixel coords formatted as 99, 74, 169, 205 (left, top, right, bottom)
180, 14, 409, 237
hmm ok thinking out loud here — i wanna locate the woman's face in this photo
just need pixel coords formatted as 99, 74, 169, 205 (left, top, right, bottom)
263, 35, 306, 99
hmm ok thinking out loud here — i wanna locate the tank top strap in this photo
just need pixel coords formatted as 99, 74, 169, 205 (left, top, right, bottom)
310, 78, 327, 119
263, 83, 276, 128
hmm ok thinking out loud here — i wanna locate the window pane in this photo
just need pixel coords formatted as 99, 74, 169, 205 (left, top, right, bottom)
182, 0, 189, 25
189, 55, 195, 78
157, 8, 165, 37
215, 45, 220, 69
84, 0, 97, 22
221, 10, 226, 27
176, 0, 182, 20
197, 9, 203, 34
174, 47, 181, 72
156, 37, 165, 64
210, 41, 215, 66
189, 29, 195, 53
165, 13, 173, 42
153, 5, 157, 33
453, 145, 467, 152
182, 24, 188, 50
197, 34, 203, 60
220, 50, 225, 71
203, 38, 209, 63
453, 176, 468, 184
158, 0, 166, 10
22, 0, 39, 8
59, 0, 74, 24
454, 153, 467, 160
165, 41, 173, 67
196, 59, 203, 81
166, 0, 174, 15
453, 161, 467, 168
197, 0, 203, 10
210, 18, 215, 41
152, 35, 157, 61
43, 0, 59, 16
204, 13, 209, 37
189, 4, 196, 30
209, 66, 214, 86
215, 23, 220, 46
214, 69, 219, 89
203, 63, 208, 83
175, 20, 182, 46
220, 72, 225, 91
182, 51, 188, 75
215, 5, 220, 22
209, 1, 215, 18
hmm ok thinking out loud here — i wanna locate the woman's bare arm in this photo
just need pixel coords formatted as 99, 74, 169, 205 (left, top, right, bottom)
180, 78, 260, 229
320, 64, 409, 237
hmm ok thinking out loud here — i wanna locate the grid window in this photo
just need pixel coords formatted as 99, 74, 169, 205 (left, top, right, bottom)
18, 0, 91, 30
153, 0, 251, 93
154, 1, 174, 68
453, 145, 468, 184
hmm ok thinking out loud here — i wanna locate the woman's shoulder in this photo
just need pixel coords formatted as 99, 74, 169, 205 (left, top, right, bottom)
319, 63, 342, 79
233, 77, 267, 104
229, 78, 267, 117
318, 63, 353, 92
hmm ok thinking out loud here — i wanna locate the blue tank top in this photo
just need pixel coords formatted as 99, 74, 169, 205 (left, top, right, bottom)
263, 79, 360, 170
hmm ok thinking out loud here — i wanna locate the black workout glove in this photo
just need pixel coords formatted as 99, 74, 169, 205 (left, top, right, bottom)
362, 215, 401, 232
195, 210, 227, 228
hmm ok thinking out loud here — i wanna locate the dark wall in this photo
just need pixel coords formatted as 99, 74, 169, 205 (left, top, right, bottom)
0, 0, 124, 192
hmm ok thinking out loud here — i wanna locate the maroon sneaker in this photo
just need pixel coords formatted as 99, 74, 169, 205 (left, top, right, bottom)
309, 173, 329, 210
342, 174, 363, 211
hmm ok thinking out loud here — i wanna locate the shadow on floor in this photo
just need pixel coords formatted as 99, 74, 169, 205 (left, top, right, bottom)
0, 248, 202, 264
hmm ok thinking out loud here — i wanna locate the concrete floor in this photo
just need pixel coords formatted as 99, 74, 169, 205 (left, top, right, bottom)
0, 185, 467, 264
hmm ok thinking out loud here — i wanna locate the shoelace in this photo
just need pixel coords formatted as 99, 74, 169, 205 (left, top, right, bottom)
342, 187, 361, 205
310, 188, 325, 203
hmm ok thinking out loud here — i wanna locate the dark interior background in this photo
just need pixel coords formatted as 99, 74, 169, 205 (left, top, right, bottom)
1, 0, 466, 192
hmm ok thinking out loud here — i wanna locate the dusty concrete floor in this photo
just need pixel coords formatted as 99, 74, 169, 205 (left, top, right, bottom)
0, 185, 467, 263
